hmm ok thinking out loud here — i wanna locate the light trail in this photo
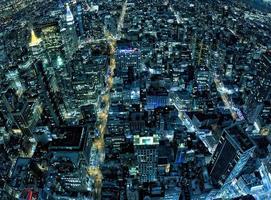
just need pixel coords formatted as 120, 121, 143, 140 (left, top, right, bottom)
214, 75, 244, 121
170, 93, 197, 133
87, 1, 128, 199
117, 0, 128, 36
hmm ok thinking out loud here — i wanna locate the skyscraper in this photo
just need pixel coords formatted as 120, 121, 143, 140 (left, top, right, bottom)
76, 2, 84, 36
34, 60, 63, 126
61, 4, 78, 59
208, 124, 256, 196
41, 22, 63, 54
245, 51, 271, 123
29, 29, 43, 56
134, 134, 159, 183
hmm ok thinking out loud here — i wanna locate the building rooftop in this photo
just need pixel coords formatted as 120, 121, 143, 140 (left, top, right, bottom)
49, 126, 86, 151
134, 134, 160, 146
224, 124, 256, 152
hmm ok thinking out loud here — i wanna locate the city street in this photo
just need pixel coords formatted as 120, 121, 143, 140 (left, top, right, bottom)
87, 1, 128, 199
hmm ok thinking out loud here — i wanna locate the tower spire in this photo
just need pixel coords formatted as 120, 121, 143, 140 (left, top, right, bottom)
29, 29, 42, 47
65, 3, 74, 25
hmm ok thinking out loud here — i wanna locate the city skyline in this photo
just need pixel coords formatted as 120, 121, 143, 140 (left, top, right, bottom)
0, 0, 270, 200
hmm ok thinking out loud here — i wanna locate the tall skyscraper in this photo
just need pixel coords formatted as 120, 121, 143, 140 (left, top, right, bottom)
76, 2, 84, 36
134, 134, 159, 183
34, 60, 63, 126
29, 29, 43, 56
208, 124, 256, 196
61, 4, 78, 59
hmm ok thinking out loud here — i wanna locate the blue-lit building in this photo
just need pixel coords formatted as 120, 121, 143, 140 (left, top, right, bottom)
145, 86, 169, 110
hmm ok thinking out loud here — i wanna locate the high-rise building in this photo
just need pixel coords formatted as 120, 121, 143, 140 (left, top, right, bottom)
0, 88, 18, 128
12, 98, 42, 136
208, 124, 256, 197
34, 60, 63, 126
116, 47, 140, 85
41, 22, 63, 54
61, 4, 78, 59
76, 3, 84, 36
29, 29, 43, 57
194, 66, 210, 93
245, 51, 271, 123
251, 51, 271, 103
134, 134, 159, 183
0, 85, 42, 137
